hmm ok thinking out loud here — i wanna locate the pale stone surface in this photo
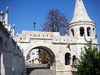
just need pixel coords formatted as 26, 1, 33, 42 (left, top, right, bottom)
0, 0, 99, 75
15, 0, 98, 75
71, 0, 92, 23
30, 69, 56, 75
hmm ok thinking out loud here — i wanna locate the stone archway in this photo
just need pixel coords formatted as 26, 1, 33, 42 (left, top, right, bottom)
26, 46, 55, 66
26, 46, 56, 75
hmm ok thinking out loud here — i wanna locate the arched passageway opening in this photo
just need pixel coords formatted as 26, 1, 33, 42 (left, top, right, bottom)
26, 46, 56, 75
26, 46, 55, 66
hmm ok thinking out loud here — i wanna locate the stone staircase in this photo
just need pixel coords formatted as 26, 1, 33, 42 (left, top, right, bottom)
29, 69, 56, 75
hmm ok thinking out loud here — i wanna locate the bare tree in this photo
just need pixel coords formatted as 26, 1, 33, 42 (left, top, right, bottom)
38, 50, 50, 64
43, 9, 68, 35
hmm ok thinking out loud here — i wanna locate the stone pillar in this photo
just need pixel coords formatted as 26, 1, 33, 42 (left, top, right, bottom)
70, 54, 73, 65
84, 27, 87, 38
91, 27, 93, 37
1, 52, 5, 75
77, 27, 80, 38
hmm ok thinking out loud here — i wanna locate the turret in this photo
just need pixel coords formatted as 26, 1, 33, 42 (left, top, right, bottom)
68, 0, 97, 42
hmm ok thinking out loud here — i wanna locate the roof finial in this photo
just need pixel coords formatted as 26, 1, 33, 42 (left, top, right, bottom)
6, 6, 9, 13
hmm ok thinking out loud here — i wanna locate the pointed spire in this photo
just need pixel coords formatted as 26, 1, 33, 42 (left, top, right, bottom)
5, 7, 9, 24
0, 11, 4, 22
71, 0, 92, 23
4, 7, 12, 32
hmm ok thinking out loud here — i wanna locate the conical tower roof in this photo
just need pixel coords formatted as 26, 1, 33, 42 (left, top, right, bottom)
71, 0, 92, 23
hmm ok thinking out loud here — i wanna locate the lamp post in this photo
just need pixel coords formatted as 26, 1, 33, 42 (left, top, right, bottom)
33, 22, 36, 31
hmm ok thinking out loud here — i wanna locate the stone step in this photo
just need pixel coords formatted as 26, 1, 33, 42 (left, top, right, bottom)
26, 64, 50, 68
29, 69, 55, 75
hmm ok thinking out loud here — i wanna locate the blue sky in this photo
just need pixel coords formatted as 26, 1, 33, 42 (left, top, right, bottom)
0, 0, 100, 43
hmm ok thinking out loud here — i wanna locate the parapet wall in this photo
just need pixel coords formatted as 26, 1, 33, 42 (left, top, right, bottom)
16, 31, 76, 44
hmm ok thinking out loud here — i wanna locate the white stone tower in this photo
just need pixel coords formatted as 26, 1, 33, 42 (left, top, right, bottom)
68, 0, 98, 58
68, 0, 98, 42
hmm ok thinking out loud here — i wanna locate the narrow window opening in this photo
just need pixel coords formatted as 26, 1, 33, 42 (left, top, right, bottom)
93, 28, 95, 34
93, 28, 94, 31
72, 55, 76, 66
87, 27, 91, 36
32, 60, 34, 64
71, 29, 74, 36
80, 27, 84, 37
65, 53, 71, 65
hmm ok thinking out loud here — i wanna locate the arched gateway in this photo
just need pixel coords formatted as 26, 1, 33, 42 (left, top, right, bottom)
24, 41, 56, 63
16, 31, 78, 75
15, 0, 98, 75
26, 46, 55, 67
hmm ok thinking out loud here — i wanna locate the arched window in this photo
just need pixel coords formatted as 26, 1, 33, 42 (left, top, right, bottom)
65, 53, 71, 65
87, 27, 91, 36
93, 28, 95, 34
71, 29, 74, 36
72, 55, 76, 65
0, 37, 3, 50
80, 27, 84, 37
93, 28, 94, 31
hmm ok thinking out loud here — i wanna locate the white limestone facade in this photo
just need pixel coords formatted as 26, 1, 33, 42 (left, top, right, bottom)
14, 0, 98, 75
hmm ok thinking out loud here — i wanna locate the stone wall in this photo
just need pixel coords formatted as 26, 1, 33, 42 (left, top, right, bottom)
0, 22, 25, 75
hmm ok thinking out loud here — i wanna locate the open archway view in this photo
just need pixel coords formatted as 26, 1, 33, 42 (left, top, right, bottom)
26, 46, 55, 68
26, 46, 56, 75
